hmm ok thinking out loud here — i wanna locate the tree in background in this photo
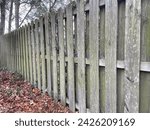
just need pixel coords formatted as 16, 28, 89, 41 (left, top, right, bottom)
0, 0, 6, 35
1, 0, 67, 33
8, 0, 14, 32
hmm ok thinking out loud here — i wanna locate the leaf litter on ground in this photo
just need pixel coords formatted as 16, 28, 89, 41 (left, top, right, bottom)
0, 71, 71, 113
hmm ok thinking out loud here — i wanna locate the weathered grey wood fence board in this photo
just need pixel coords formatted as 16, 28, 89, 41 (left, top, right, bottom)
20, 28, 23, 75
51, 12, 58, 99
25, 25, 29, 81
40, 16, 46, 91
105, 0, 118, 113
124, 0, 141, 113
31, 21, 37, 85
18, 29, 21, 72
35, 19, 41, 89
45, 13, 52, 96
23, 27, 26, 78
66, 3, 75, 112
58, 9, 66, 105
76, 0, 86, 113
28, 24, 33, 83
89, 0, 100, 113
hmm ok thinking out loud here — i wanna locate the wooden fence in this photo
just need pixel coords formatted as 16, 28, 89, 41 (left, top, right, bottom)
0, 0, 150, 113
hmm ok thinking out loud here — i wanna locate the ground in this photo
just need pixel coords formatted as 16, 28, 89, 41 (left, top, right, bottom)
0, 70, 71, 113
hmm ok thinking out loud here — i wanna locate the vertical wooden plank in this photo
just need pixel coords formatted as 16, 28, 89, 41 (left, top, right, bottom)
89, 0, 99, 113
105, 0, 118, 113
23, 27, 27, 79
35, 19, 41, 89
31, 21, 37, 85
28, 24, 33, 83
66, 4, 75, 112
16, 30, 18, 71
76, 0, 86, 112
22, 27, 26, 77
17, 29, 20, 72
58, 9, 66, 104
25, 25, 30, 81
124, 0, 141, 112
18, 29, 21, 72
40, 16, 46, 91
14, 32, 16, 71
51, 12, 58, 99
45, 13, 52, 95
21, 28, 24, 75
11, 33, 13, 70
140, 0, 150, 112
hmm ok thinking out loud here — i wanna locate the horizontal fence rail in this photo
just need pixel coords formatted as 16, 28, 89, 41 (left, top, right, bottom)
0, 0, 150, 113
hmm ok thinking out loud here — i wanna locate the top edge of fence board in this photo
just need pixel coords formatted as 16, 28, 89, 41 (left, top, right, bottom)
63, 0, 105, 17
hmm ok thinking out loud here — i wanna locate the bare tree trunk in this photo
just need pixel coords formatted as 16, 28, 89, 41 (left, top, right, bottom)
15, 0, 20, 29
8, 0, 14, 32
0, 0, 6, 35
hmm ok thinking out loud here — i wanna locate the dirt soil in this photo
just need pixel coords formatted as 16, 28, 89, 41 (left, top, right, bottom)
0, 70, 71, 113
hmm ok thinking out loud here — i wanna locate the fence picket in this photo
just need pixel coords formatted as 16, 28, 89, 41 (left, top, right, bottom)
77, 0, 86, 113
40, 16, 46, 91
35, 20, 41, 89
66, 3, 75, 112
28, 24, 33, 83
31, 21, 37, 85
51, 12, 58, 99
58, 9, 66, 104
124, 0, 141, 113
105, 0, 118, 113
89, 0, 100, 113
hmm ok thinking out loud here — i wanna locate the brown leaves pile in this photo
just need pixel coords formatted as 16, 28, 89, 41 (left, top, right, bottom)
0, 71, 71, 113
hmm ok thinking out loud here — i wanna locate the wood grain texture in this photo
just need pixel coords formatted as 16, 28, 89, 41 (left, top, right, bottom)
51, 12, 58, 99
58, 9, 66, 104
89, 0, 100, 113
105, 0, 118, 113
40, 16, 46, 91
66, 3, 75, 112
45, 13, 52, 96
35, 19, 41, 89
25, 25, 30, 81
77, 0, 86, 113
28, 24, 33, 83
31, 21, 37, 85
124, 0, 141, 113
